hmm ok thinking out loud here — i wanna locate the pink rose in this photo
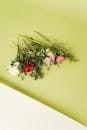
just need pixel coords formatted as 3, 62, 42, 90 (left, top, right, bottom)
56, 55, 64, 63
44, 57, 51, 66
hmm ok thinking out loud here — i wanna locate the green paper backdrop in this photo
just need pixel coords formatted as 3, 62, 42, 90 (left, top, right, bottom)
0, 0, 87, 126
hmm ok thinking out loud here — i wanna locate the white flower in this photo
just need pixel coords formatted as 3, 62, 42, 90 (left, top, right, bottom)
46, 48, 50, 52
46, 49, 54, 58
7, 62, 19, 76
47, 51, 54, 57
14, 62, 19, 66
46, 51, 55, 63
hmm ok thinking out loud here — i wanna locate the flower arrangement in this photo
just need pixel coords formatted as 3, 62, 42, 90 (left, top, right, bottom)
8, 31, 78, 80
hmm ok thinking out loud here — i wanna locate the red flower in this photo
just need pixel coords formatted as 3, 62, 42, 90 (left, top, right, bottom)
22, 64, 34, 73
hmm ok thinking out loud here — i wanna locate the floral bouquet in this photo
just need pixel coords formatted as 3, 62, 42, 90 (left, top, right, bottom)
8, 31, 78, 80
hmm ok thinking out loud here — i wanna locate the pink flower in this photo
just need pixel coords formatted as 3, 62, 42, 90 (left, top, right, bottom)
56, 55, 64, 63
44, 57, 51, 66
49, 55, 55, 62
47, 51, 55, 62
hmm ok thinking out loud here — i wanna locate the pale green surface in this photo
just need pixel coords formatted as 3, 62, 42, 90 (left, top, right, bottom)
0, 0, 87, 126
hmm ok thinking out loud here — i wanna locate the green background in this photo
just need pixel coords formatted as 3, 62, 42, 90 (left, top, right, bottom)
0, 0, 87, 126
